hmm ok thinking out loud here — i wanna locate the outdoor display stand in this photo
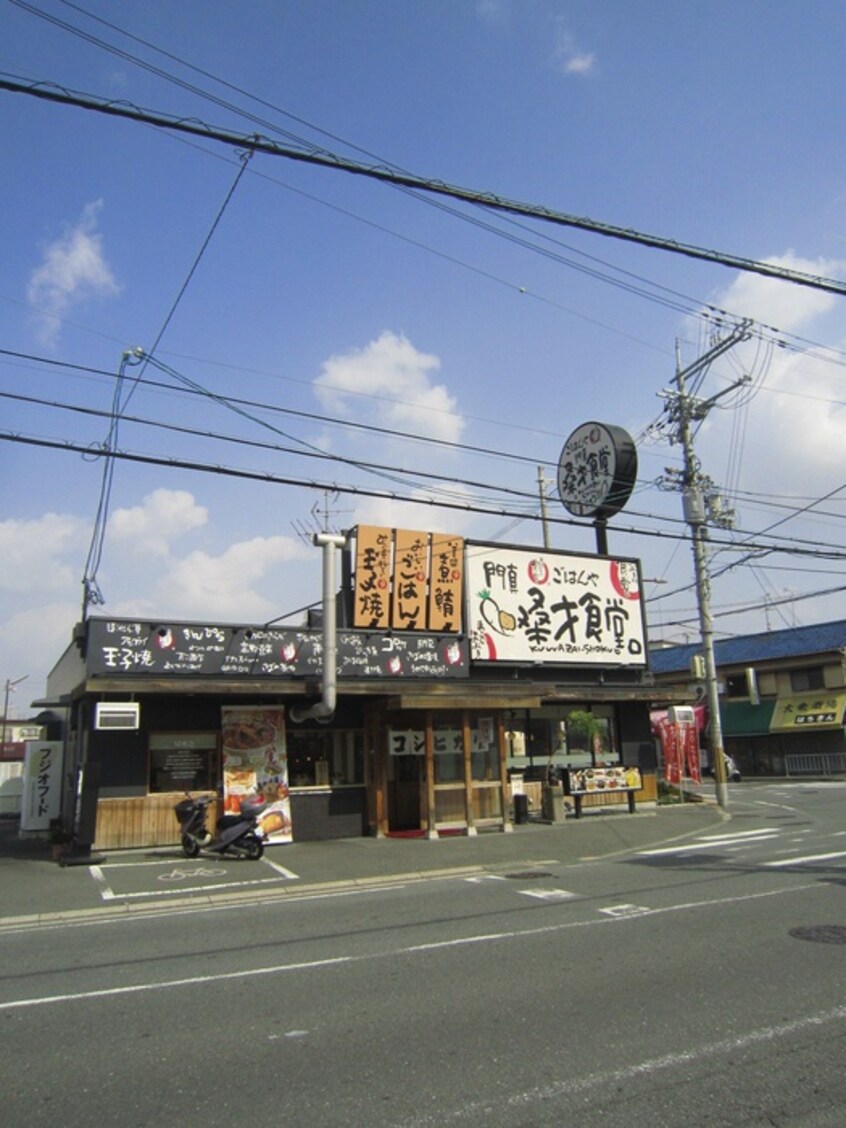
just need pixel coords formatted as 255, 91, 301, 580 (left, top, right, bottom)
563, 766, 642, 818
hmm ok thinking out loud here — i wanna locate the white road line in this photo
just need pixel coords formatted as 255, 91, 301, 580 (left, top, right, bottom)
0, 880, 818, 1012
639, 829, 780, 856
405, 1003, 846, 1125
88, 865, 114, 900
260, 856, 299, 879
697, 828, 781, 841
765, 850, 846, 868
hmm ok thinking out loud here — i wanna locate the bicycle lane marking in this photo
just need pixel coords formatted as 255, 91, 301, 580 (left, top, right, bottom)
88, 856, 300, 901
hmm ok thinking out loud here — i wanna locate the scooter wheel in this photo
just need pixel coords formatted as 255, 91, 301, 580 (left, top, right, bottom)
181, 833, 200, 858
242, 833, 264, 861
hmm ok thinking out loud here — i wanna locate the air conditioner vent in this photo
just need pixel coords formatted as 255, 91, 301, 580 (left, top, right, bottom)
95, 702, 140, 730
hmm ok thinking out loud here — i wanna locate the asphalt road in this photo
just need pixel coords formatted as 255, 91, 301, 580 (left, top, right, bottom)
2, 782, 846, 1126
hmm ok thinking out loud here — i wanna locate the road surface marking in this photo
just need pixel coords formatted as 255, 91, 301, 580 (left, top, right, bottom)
518, 889, 577, 901
639, 828, 780, 856
0, 881, 819, 1012
765, 850, 846, 867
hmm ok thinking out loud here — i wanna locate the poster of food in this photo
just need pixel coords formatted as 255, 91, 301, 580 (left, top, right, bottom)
565, 766, 642, 794
221, 706, 292, 844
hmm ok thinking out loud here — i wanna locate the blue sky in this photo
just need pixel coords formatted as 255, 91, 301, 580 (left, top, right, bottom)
1, 0, 845, 702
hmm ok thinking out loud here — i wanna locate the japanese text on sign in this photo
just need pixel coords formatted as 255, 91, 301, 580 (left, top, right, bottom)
466, 545, 646, 666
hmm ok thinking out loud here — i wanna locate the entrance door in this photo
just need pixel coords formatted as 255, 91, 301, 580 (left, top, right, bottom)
389, 753, 423, 831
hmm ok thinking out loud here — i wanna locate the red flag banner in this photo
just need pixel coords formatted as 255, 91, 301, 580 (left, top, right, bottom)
682, 722, 701, 783
658, 718, 681, 785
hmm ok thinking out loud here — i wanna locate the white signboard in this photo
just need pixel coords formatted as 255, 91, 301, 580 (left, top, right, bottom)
466, 545, 646, 666
20, 741, 65, 831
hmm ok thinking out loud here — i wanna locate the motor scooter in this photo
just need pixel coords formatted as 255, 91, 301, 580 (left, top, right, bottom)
174, 793, 267, 860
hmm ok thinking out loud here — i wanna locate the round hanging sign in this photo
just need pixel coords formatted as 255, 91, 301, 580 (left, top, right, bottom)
557, 421, 637, 519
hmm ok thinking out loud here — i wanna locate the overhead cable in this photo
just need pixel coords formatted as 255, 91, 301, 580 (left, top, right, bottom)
3, 429, 844, 562
3, 74, 846, 297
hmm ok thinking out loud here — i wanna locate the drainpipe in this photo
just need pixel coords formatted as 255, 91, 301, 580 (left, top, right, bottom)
290, 532, 347, 723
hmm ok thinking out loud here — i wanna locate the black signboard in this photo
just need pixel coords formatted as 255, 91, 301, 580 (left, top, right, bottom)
86, 619, 469, 680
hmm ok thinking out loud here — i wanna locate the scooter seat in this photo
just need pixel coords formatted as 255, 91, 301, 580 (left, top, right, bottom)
239, 797, 269, 819
216, 813, 247, 831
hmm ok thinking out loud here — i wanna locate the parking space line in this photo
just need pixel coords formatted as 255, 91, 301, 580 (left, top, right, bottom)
86, 856, 301, 902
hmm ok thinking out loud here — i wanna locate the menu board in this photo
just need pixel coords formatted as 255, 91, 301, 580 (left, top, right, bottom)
86, 619, 469, 679
564, 766, 642, 795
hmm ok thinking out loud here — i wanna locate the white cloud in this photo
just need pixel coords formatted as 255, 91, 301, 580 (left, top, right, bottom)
711, 252, 843, 332
350, 487, 473, 537
0, 601, 82, 701
0, 513, 88, 594
695, 253, 846, 498
147, 535, 313, 620
552, 24, 595, 76
109, 489, 208, 556
26, 200, 120, 345
314, 331, 465, 444
476, 0, 510, 26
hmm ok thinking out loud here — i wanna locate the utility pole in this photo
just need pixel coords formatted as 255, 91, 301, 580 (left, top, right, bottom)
659, 320, 752, 810
1, 675, 28, 754
537, 466, 551, 549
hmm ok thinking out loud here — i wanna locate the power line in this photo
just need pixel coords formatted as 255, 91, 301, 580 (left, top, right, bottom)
4, 350, 844, 554
0, 347, 562, 468
2, 429, 845, 564
4, 74, 846, 297
23, 0, 738, 327
654, 583, 846, 630
0, 388, 542, 507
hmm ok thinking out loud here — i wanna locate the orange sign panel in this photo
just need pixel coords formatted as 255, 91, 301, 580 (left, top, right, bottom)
352, 526, 464, 632
352, 525, 392, 628
428, 534, 464, 631
391, 529, 429, 630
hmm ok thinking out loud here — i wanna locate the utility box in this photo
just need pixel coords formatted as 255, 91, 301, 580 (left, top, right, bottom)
542, 784, 566, 823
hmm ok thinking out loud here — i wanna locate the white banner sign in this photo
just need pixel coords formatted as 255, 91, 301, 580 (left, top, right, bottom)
466, 545, 646, 666
20, 741, 65, 831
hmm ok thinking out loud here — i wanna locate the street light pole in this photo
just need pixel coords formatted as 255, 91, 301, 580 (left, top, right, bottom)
1, 674, 28, 753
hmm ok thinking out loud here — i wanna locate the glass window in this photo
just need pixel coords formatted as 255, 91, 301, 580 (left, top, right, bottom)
505, 706, 621, 778
566, 709, 619, 767
287, 729, 364, 788
433, 716, 464, 783
790, 667, 825, 692
149, 732, 218, 793
469, 715, 499, 781
725, 674, 748, 698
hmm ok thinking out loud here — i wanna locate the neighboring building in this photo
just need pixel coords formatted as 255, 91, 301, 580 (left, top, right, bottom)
35, 529, 684, 851
649, 619, 846, 776
0, 717, 48, 816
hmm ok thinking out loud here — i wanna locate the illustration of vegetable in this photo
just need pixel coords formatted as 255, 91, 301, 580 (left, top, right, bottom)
477, 589, 516, 635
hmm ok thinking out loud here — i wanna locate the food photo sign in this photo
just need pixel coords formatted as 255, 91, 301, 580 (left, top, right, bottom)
221, 706, 292, 844
466, 543, 647, 666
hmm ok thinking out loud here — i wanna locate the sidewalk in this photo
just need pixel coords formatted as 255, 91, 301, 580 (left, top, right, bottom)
0, 802, 725, 926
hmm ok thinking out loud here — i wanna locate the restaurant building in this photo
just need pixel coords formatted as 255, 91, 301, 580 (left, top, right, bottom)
39, 528, 674, 851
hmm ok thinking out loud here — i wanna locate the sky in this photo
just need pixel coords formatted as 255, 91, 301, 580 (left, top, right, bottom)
1, 0, 845, 706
